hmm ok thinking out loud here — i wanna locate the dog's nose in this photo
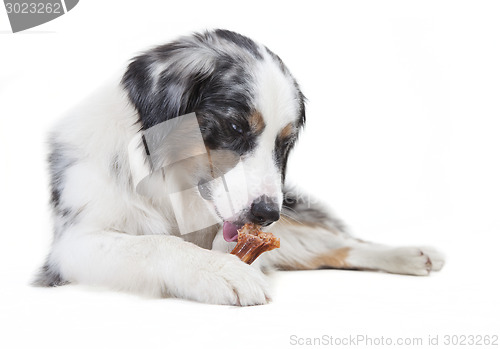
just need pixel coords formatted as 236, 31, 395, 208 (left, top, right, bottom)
249, 196, 280, 226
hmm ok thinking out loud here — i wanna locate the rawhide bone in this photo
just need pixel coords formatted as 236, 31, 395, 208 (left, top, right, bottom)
230, 223, 280, 264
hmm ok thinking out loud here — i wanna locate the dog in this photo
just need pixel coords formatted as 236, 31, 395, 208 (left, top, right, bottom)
34, 29, 444, 305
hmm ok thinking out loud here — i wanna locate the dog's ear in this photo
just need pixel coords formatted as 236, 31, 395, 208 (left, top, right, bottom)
121, 40, 216, 130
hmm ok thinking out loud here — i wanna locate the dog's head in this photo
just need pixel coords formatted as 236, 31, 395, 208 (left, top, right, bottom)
122, 30, 305, 240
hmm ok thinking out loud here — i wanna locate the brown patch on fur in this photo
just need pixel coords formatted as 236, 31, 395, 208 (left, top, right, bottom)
279, 123, 295, 140
249, 111, 265, 133
312, 247, 351, 268
286, 247, 351, 270
206, 147, 215, 178
204, 147, 241, 178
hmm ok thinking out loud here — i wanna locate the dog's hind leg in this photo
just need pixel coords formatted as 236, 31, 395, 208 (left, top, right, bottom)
259, 188, 445, 276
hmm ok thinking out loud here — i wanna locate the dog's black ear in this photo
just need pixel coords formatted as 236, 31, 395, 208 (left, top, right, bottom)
121, 40, 215, 130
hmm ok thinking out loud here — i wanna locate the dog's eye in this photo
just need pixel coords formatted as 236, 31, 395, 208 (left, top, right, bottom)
231, 123, 244, 134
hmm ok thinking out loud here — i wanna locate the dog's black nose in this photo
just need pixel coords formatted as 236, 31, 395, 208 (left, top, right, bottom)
249, 196, 280, 226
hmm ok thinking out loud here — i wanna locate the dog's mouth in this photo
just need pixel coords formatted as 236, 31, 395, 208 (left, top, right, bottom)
223, 221, 242, 242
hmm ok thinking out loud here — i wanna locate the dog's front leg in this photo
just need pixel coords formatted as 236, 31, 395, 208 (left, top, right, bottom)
41, 229, 270, 305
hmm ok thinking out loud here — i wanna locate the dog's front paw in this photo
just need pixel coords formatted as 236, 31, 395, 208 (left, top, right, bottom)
388, 246, 445, 276
179, 252, 271, 306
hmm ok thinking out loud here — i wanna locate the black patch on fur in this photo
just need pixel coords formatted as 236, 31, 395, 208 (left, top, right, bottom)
122, 29, 306, 160
273, 90, 305, 181
195, 60, 263, 154
213, 29, 263, 59
50, 186, 61, 209
32, 260, 68, 287
47, 142, 84, 236
141, 135, 151, 156
197, 111, 262, 155
59, 207, 83, 230
121, 30, 262, 131
274, 134, 297, 183
296, 90, 306, 128
48, 142, 75, 209
121, 30, 269, 156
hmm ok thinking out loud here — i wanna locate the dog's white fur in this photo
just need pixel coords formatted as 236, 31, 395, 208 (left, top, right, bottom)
36, 30, 445, 305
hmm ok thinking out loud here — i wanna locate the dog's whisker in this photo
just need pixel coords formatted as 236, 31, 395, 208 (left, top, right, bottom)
280, 212, 303, 225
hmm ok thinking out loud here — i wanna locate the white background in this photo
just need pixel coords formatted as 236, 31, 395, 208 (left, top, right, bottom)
1, 1, 499, 348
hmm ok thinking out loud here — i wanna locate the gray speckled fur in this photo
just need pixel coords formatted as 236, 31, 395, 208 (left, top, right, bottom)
282, 185, 348, 233
32, 259, 67, 287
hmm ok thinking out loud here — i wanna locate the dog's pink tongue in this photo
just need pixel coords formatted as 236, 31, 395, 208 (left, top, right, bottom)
223, 222, 239, 242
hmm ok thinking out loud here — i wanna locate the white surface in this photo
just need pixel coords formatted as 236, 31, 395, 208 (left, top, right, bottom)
1, 1, 499, 348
